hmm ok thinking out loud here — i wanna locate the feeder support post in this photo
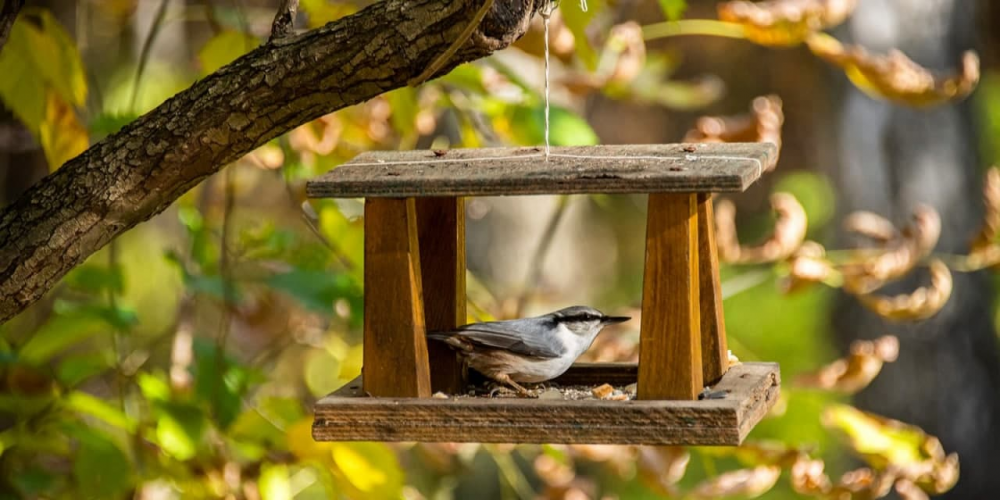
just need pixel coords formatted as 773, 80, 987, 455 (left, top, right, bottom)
698, 193, 729, 384
638, 193, 704, 400
363, 198, 432, 398
416, 197, 468, 394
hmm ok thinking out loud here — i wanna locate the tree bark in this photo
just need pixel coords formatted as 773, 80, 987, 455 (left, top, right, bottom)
0, 0, 25, 53
831, 0, 1000, 496
0, 0, 543, 323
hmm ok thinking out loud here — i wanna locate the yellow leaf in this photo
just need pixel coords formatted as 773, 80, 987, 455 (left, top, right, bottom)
823, 404, 926, 467
299, 0, 358, 28
330, 442, 404, 500
287, 417, 333, 463
198, 30, 261, 76
259, 463, 292, 500
718, 0, 857, 47
0, 8, 87, 129
39, 92, 88, 171
807, 33, 979, 107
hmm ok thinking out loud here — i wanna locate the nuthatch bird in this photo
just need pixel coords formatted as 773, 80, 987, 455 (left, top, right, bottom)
428, 306, 630, 395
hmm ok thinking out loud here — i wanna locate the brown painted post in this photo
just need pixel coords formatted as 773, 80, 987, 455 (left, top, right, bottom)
363, 198, 431, 398
416, 197, 468, 394
697, 193, 729, 384
638, 193, 703, 400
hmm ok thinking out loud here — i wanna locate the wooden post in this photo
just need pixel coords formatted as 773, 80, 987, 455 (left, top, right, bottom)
698, 194, 729, 384
638, 193, 703, 400
363, 198, 431, 398
416, 197, 468, 394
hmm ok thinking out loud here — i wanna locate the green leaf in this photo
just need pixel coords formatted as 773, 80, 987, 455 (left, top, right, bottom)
560, 0, 606, 70
259, 463, 292, 500
137, 371, 171, 402
18, 313, 106, 365
89, 112, 139, 138
198, 30, 260, 76
267, 269, 359, 314
385, 87, 419, 135
56, 353, 113, 387
192, 339, 256, 430
66, 424, 133, 499
508, 104, 599, 147
65, 391, 136, 431
63, 264, 125, 294
658, 0, 687, 21
0, 21, 46, 128
154, 402, 207, 461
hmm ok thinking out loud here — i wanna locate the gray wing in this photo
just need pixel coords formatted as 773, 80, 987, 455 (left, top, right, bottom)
429, 318, 565, 359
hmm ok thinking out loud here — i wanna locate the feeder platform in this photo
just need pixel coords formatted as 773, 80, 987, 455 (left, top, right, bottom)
306, 143, 780, 445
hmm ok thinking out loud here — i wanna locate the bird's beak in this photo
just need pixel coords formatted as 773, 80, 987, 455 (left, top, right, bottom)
602, 315, 631, 325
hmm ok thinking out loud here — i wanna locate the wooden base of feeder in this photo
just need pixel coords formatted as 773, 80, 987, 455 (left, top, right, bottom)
312, 362, 779, 445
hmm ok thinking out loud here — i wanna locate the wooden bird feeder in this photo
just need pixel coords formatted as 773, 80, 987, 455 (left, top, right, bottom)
306, 143, 781, 445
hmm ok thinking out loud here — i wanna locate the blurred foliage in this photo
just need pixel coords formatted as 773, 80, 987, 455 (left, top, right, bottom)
0, 0, 991, 499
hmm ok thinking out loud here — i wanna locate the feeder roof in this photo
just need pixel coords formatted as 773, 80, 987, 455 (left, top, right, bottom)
306, 143, 776, 198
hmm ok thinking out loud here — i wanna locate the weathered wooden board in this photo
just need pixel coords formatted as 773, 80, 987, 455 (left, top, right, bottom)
362, 198, 431, 398
698, 194, 730, 384
306, 144, 775, 198
416, 197, 467, 393
639, 193, 703, 401
312, 362, 780, 445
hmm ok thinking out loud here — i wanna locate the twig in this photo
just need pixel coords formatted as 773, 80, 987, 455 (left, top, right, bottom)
269, 0, 299, 42
0, 0, 24, 54
129, 0, 170, 111
409, 0, 495, 87
215, 166, 237, 409
642, 19, 747, 41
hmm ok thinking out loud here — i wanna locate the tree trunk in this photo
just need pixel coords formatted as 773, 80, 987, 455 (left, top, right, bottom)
832, 0, 1000, 496
0, 0, 543, 323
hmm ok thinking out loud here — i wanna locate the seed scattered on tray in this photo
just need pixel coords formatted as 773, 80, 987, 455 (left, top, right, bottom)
592, 383, 615, 399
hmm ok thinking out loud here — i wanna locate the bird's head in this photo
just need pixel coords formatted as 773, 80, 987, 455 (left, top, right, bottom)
549, 306, 630, 338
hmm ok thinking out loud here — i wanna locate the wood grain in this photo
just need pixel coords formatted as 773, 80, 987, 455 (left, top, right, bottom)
698, 194, 729, 384
416, 197, 468, 394
639, 194, 703, 400
363, 198, 431, 398
306, 144, 775, 198
312, 362, 780, 445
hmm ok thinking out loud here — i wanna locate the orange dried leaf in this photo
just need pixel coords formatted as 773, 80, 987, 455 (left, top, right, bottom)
781, 241, 836, 293
857, 260, 952, 322
844, 211, 898, 244
790, 456, 832, 495
807, 33, 979, 107
637, 446, 689, 496
842, 205, 941, 294
714, 199, 742, 264
718, 0, 857, 47
796, 335, 899, 393
830, 467, 897, 498
736, 193, 808, 264
534, 454, 575, 488
689, 465, 781, 499
970, 167, 1000, 253
685, 95, 784, 170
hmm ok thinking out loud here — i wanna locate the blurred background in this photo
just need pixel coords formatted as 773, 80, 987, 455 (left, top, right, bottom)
1, 0, 999, 498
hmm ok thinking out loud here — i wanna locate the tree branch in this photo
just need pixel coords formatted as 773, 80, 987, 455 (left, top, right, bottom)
269, 0, 299, 42
0, 0, 542, 323
0, 0, 25, 53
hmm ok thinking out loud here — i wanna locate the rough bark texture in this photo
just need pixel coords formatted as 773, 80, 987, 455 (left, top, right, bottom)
0, 0, 25, 53
0, 0, 542, 324
269, 0, 299, 42
831, 1, 1000, 496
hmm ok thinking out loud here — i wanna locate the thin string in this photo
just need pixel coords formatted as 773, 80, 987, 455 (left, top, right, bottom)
541, 2, 556, 160
338, 0, 763, 177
